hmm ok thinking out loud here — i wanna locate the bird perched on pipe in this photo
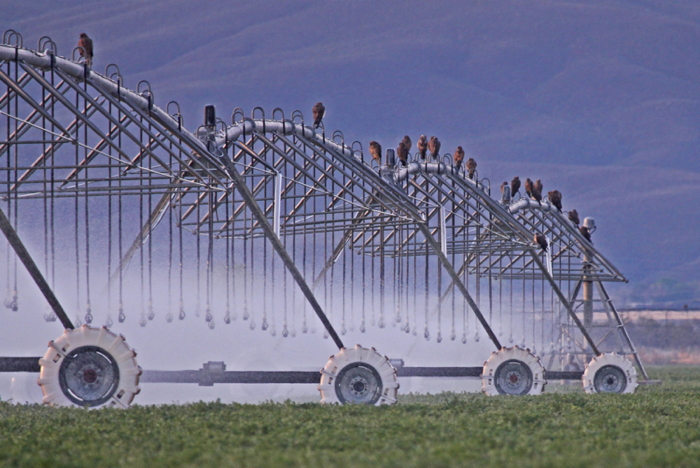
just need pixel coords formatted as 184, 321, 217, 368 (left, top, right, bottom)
466, 157, 477, 179
428, 136, 441, 160
312, 102, 325, 128
534, 233, 548, 252
402, 135, 412, 157
568, 209, 580, 226
579, 225, 592, 242
511, 176, 521, 198
453, 146, 465, 168
397, 141, 409, 166
524, 178, 534, 198
78, 33, 93, 67
548, 190, 563, 212
369, 141, 382, 164
417, 135, 428, 160
530, 179, 543, 204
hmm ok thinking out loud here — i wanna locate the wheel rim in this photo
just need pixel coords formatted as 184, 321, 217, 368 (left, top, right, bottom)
335, 362, 383, 404
494, 359, 533, 395
593, 365, 627, 393
58, 346, 120, 406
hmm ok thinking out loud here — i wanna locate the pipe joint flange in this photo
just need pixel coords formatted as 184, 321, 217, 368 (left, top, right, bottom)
319, 344, 398, 405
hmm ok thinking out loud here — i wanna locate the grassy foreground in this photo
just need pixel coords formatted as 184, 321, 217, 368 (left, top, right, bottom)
1, 366, 700, 468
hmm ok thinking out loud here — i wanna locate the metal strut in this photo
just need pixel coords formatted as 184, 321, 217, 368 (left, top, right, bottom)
218, 156, 345, 350
0, 206, 74, 330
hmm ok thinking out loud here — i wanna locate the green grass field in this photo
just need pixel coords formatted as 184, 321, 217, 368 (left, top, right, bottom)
1, 366, 699, 468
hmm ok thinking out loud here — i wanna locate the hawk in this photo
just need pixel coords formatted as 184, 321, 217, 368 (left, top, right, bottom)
312, 102, 325, 128
511, 176, 521, 198
466, 157, 477, 179
417, 135, 428, 160
78, 33, 93, 67
428, 136, 441, 160
453, 146, 465, 167
548, 190, 563, 212
369, 141, 382, 164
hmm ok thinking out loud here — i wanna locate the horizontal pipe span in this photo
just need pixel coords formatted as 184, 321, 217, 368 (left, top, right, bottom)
544, 371, 585, 380
508, 197, 555, 215
1, 359, 585, 383
0, 357, 41, 373
397, 367, 482, 377
219, 119, 355, 159
141, 370, 321, 385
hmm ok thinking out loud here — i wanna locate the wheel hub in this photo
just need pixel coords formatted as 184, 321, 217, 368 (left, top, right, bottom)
494, 359, 533, 395
58, 345, 120, 406
594, 365, 627, 393
335, 363, 382, 405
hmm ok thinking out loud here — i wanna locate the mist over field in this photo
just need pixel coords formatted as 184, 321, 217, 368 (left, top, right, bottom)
2, 1, 700, 405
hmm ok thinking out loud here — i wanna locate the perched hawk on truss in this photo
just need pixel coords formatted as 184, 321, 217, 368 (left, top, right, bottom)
397, 141, 409, 166
579, 225, 592, 242
568, 209, 580, 226
466, 157, 477, 179
78, 33, 93, 67
534, 233, 548, 252
548, 190, 563, 212
401, 135, 412, 156
417, 135, 428, 160
453, 147, 465, 167
510, 176, 521, 198
428, 136, 441, 160
312, 102, 325, 128
369, 141, 382, 164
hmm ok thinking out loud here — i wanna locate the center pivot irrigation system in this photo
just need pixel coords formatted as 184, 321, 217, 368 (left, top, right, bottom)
0, 32, 647, 408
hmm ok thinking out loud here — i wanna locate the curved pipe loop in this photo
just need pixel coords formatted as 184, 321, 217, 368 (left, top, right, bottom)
105, 64, 121, 83
332, 130, 344, 147
291, 109, 305, 127
231, 107, 245, 124
137, 80, 153, 110
480, 177, 490, 194
215, 118, 229, 153
3, 30, 23, 47
167, 101, 183, 131
252, 106, 265, 133
241, 117, 256, 141
351, 141, 363, 160
272, 107, 285, 121
37, 36, 57, 55
215, 118, 227, 136
166, 100, 181, 117
272, 107, 285, 133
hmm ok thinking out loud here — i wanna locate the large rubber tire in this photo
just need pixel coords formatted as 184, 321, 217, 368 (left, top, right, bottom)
38, 325, 141, 408
481, 346, 547, 396
582, 353, 638, 394
319, 344, 398, 405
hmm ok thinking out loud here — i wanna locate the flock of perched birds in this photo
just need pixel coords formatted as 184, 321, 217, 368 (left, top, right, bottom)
66, 36, 594, 258
311, 102, 593, 254
499, 176, 592, 251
